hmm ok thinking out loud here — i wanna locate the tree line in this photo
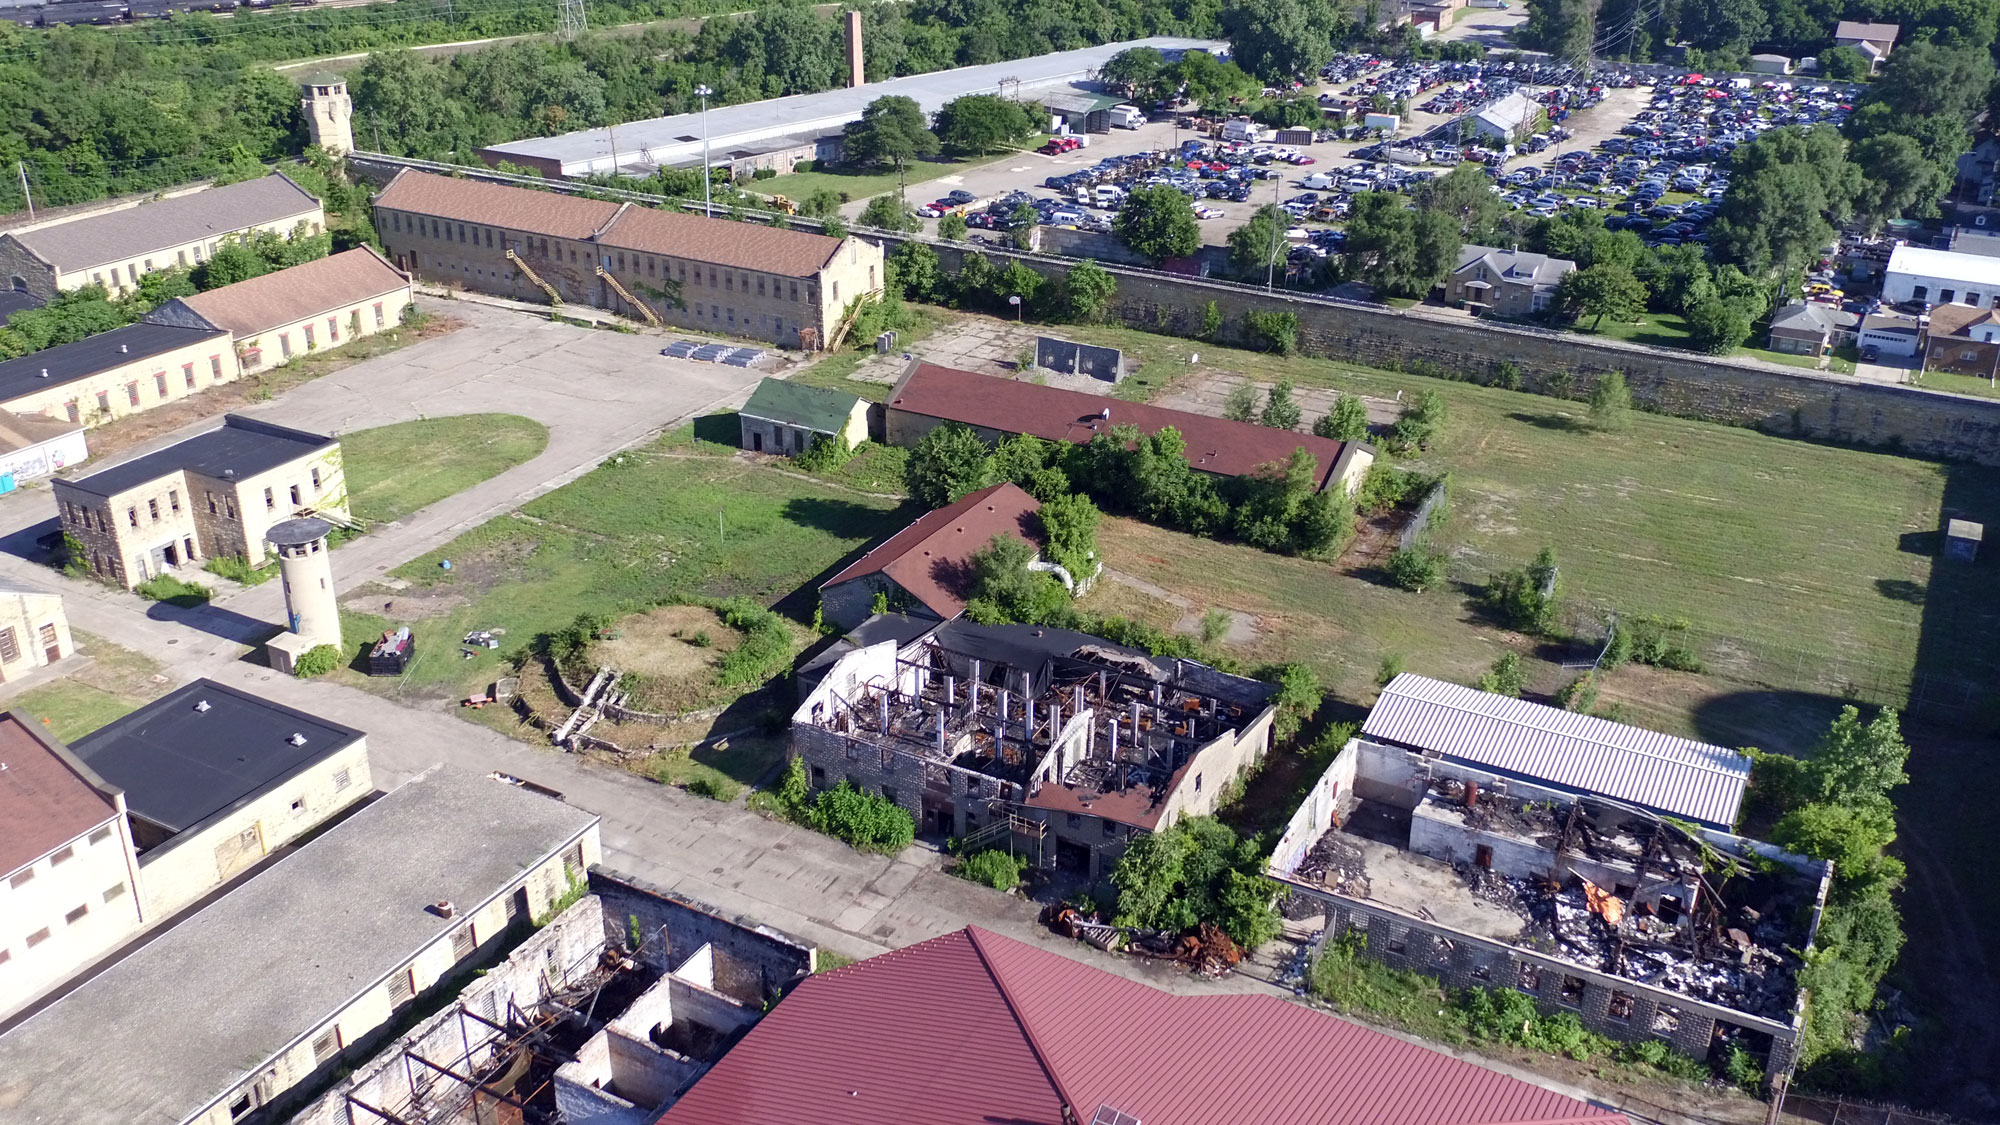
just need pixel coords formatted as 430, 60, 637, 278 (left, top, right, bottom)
1530, 0, 1997, 66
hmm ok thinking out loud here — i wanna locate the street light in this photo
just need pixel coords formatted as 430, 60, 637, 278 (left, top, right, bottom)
694, 84, 714, 217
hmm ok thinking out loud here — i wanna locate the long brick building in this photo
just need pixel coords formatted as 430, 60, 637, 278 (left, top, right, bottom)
370, 170, 883, 349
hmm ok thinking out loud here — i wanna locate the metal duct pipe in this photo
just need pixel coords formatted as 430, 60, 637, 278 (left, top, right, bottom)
936, 709, 946, 754
1024, 697, 1035, 742
999, 688, 1010, 726
879, 692, 890, 733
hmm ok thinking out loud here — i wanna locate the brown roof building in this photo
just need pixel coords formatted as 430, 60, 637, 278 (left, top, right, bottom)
0, 712, 146, 1019
660, 925, 1632, 1125
371, 169, 883, 349
146, 247, 414, 376
1921, 302, 2000, 380
886, 362, 1373, 493
819, 482, 1041, 629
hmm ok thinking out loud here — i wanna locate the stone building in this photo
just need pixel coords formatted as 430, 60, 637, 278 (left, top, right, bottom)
145, 247, 412, 377
371, 169, 883, 349
0, 174, 325, 301
1266, 675, 1827, 1083
792, 618, 1275, 878
1442, 245, 1575, 317
818, 482, 1043, 630
0, 320, 234, 428
737, 376, 869, 455
0, 581, 71, 683
299, 73, 354, 156
0, 766, 602, 1125
0, 712, 145, 1020
69, 678, 372, 919
53, 414, 346, 588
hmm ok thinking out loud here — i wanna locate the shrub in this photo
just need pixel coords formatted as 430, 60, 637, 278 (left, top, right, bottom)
1622, 613, 1705, 672
1221, 383, 1259, 422
1376, 653, 1406, 686
292, 643, 343, 678
134, 574, 213, 606
1476, 652, 1528, 697
716, 597, 794, 686
954, 849, 1027, 890
1386, 543, 1445, 591
1388, 391, 1447, 453
1111, 817, 1279, 949
685, 775, 742, 801
203, 553, 274, 585
1589, 370, 1632, 431
1244, 309, 1299, 355
1554, 671, 1599, 713
752, 166, 776, 180
808, 782, 916, 853
1480, 547, 1560, 635
1313, 393, 1371, 442
794, 433, 854, 472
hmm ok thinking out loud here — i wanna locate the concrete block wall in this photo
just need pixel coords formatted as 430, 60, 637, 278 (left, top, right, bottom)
589, 869, 815, 1004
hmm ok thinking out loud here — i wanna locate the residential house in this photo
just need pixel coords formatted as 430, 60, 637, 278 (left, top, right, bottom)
1470, 91, 1543, 142
1443, 244, 1576, 317
0, 766, 601, 1125
738, 377, 870, 455
1833, 20, 1899, 71
0, 175, 326, 301
1922, 303, 2000, 379
1882, 244, 2000, 309
791, 618, 1277, 877
53, 415, 346, 588
371, 169, 883, 349
1860, 311, 1922, 358
818, 482, 1042, 629
886, 362, 1373, 493
660, 924, 1631, 1125
0, 713, 145, 1019
145, 247, 412, 377
1766, 301, 1858, 357
0, 581, 72, 682
0, 320, 234, 428
68, 678, 372, 919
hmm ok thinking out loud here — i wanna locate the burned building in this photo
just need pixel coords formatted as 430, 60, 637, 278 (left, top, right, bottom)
1268, 699, 1831, 1085
792, 618, 1276, 878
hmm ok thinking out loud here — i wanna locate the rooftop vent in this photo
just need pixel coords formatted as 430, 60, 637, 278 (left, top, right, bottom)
119, 344, 129, 354
287, 732, 308, 746
429, 900, 458, 918
38, 368, 47, 378
1099, 407, 1111, 420
194, 699, 211, 712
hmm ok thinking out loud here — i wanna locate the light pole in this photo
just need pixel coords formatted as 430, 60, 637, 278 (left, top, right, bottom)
695, 84, 714, 217
1265, 173, 1281, 293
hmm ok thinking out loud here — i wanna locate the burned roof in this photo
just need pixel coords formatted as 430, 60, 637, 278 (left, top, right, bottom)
1364, 674, 1750, 830
660, 925, 1629, 1125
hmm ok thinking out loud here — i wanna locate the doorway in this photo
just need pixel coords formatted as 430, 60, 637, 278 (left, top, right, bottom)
39, 623, 59, 664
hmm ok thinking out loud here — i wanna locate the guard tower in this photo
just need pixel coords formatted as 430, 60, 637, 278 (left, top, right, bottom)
264, 516, 342, 674
300, 73, 354, 156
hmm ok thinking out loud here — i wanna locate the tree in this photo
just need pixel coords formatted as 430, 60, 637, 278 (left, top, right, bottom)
1114, 184, 1201, 264
1260, 378, 1302, 431
843, 95, 940, 185
937, 211, 969, 241
1772, 802, 1900, 885
934, 94, 1036, 155
903, 422, 993, 507
1477, 652, 1529, 696
1314, 394, 1371, 442
858, 193, 919, 232
1686, 300, 1753, 354
1641, 243, 1715, 316
1223, 0, 1339, 83
1389, 390, 1446, 453
1675, 0, 1768, 51
1111, 816, 1280, 948
1413, 163, 1503, 243
1222, 383, 1260, 422
889, 240, 942, 302
1037, 491, 1100, 579
1007, 200, 1039, 251
1387, 543, 1446, 591
1482, 547, 1560, 634
1588, 371, 1632, 431
964, 533, 1068, 624
1804, 705, 1910, 812
1851, 134, 1942, 231
1818, 45, 1870, 81
1710, 126, 1859, 273
1062, 260, 1116, 323
1102, 46, 1167, 100
1228, 205, 1289, 279
1520, 0, 1594, 60
1264, 661, 1322, 741
1172, 49, 1260, 110
1342, 192, 1461, 298
1557, 263, 1647, 331
195, 241, 272, 290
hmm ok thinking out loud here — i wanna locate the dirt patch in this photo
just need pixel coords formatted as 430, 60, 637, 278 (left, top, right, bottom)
596, 606, 738, 685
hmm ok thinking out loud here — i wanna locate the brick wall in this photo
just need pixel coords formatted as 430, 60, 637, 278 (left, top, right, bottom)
589, 869, 816, 1000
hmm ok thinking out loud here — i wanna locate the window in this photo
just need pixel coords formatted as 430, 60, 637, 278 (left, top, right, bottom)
1609, 990, 1635, 1022
809, 765, 825, 785
226, 499, 236, 519
65, 903, 88, 924
724, 273, 733, 292
1913, 285, 1929, 300
450, 926, 477, 960
264, 487, 275, 510
182, 362, 195, 389
388, 968, 416, 1007
0, 628, 18, 663
128, 264, 138, 284
789, 281, 799, 302
289, 796, 307, 814
564, 841, 585, 879
327, 317, 339, 343
1942, 288, 1957, 304
392, 212, 402, 233
89, 825, 112, 845
25, 927, 49, 948
280, 334, 292, 359
304, 324, 316, 348
206, 491, 218, 515
311, 1027, 342, 1065
1066, 813, 1082, 829
373, 302, 385, 328
104, 882, 127, 903
333, 767, 352, 791
126, 382, 140, 407
1970, 292, 1983, 307
96, 390, 110, 414
51, 844, 72, 866
832, 281, 840, 302
290, 485, 301, 505
147, 499, 159, 521
169, 489, 180, 513
230, 1095, 253, 1121
154, 372, 167, 398
8, 869, 31, 889
65, 401, 79, 423
1103, 819, 1118, 837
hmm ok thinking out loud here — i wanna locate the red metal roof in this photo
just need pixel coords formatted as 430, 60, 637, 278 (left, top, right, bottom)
820, 482, 1042, 619
889, 363, 1350, 488
659, 926, 1632, 1125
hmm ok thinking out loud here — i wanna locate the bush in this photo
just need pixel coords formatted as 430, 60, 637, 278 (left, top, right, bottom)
1111, 816, 1280, 949
203, 553, 274, 585
1386, 543, 1446, 591
1376, 653, 1406, 686
292, 643, 343, 678
1589, 371, 1632, 431
1476, 652, 1528, 697
1621, 613, 1705, 672
58, 532, 89, 578
793, 433, 855, 472
684, 775, 742, 801
1554, 670, 1599, 713
716, 597, 794, 687
752, 167, 777, 180
954, 849, 1027, 890
808, 782, 916, 853
1244, 309, 1299, 355
134, 574, 213, 606
1388, 391, 1447, 453
1480, 547, 1560, 634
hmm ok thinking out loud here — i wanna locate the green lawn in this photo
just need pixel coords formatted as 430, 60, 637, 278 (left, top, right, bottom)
755, 145, 1045, 211
7, 631, 171, 742
1911, 368, 2000, 399
342, 440, 911, 700
1580, 309, 1695, 349
342, 414, 550, 524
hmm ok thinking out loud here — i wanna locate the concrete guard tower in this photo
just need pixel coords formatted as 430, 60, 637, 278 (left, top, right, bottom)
301, 73, 354, 156
264, 516, 342, 674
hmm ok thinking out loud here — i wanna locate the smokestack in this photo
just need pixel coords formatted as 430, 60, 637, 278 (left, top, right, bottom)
846, 10, 865, 88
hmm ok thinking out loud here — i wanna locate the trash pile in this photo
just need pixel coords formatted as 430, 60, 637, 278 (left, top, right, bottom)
1042, 908, 1244, 976
1294, 828, 1370, 897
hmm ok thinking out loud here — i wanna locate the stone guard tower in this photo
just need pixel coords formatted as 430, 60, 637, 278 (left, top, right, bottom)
264, 516, 342, 674
301, 73, 354, 156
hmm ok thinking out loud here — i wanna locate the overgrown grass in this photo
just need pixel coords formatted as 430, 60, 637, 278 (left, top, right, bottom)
203, 554, 276, 586
341, 414, 549, 524
133, 574, 212, 607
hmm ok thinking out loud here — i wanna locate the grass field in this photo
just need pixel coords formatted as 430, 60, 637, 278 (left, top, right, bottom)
755, 146, 1043, 212
5, 632, 170, 742
340, 439, 911, 702
341, 414, 550, 524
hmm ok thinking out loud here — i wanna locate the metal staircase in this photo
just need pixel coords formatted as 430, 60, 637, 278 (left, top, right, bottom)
594, 266, 663, 326
958, 807, 1048, 855
505, 248, 562, 306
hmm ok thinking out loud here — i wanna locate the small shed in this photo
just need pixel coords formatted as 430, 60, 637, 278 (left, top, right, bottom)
1945, 519, 1983, 561
1749, 54, 1793, 74
738, 377, 870, 456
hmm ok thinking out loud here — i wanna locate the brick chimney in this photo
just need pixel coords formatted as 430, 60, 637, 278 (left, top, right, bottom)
846, 10, 865, 88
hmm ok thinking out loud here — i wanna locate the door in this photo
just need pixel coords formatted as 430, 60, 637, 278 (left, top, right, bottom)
163, 543, 179, 567
751, 432, 763, 453
39, 623, 58, 664
214, 822, 264, 880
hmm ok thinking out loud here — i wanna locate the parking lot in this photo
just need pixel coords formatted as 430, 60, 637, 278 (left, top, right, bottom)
862, 52, 1861, 290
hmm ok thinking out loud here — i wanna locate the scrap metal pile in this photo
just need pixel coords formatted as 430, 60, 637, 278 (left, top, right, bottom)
1044, 908, 1245, 977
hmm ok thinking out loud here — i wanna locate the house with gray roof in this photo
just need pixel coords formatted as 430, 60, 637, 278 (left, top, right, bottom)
1470, 91, 1544, 142
1833, 20, 1899, 70
0, 175, 324, 301
737, 377, 870, 455
1441, 244, 1575, 317
1767, 301, 1859, 358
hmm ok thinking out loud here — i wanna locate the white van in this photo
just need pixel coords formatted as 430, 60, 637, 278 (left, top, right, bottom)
1108, 104, 1145, 129
1300, 171, 1335, 190
1221, 118, 1263, 144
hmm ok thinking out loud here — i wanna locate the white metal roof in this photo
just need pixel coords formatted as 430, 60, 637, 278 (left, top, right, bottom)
1885, 243, 2000, 290
1362, 674, 1750, 828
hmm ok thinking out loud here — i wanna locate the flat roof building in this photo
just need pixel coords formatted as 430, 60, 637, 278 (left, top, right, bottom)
0, 408, 87, 486
69, 678, 372, 917
1883, 243, 2000, 310
146, 246, 413, 377
53, 414, 348, 588
0, 319, 233, 429
478, 38, 1223, 179
0, 765, 602, 1125
0, 175, 325, 300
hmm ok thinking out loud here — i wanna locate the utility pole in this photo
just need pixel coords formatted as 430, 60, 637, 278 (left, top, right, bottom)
557, 0, 585, 39
695, 84, 714, 217
16, 161, 31, 220
1265, 172, 1280, 293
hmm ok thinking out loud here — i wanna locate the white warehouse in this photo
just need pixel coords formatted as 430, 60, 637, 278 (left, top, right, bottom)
1882, 244, 2000, 309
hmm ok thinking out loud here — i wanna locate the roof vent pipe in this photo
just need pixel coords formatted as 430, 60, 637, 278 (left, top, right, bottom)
120, 344, 129, 354
287, 732, 308, 746
194, 699, 211, 712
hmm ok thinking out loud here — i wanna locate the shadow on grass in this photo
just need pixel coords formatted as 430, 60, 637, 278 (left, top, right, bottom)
1875, 578, 1927, 604
1506, 410, 1586, 432
691, 412, 740, 445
